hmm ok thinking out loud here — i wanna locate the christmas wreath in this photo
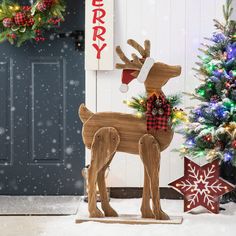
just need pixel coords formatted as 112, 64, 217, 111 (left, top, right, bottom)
0, 0, 65, 46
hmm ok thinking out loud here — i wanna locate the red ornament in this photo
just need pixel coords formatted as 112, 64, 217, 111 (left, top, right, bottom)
2, 18, 14, 28
14, 12, 27, 26
37, 2, 48, 12
37, 0, 54, 11
232, 140, 236, 149
43, 0, 54, 7
204, 134, 212, 142
169, 157, 235, 214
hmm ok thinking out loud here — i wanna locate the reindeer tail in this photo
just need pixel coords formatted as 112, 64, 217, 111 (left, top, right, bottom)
79, 104, 94, 123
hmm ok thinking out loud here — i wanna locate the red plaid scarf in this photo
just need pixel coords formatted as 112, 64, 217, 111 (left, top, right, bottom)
146, 93, 171, 131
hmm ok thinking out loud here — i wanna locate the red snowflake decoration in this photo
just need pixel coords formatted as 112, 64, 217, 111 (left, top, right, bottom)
169, 157, 235, 214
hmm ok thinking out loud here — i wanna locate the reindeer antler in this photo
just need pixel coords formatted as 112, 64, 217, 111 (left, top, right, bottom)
116, 39, 151, 70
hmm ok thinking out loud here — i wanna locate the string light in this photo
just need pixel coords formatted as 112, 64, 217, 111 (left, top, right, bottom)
197, 89, 205, 96
14, 5, 20, 11
136, 112, 143, 118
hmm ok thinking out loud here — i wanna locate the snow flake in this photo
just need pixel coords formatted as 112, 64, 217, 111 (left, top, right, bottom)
169, 158, 235, 214
65, 146, 73, 155
0, 127, 5, 135
66, 163, 72, 169
51, 148, 57, 153
74, 180, 83, 189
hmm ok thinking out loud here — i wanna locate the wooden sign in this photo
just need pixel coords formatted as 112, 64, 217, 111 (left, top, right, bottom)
85, 0, 114, 70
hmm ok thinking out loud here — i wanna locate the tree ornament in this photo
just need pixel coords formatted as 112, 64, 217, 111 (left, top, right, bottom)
204, 134, 212, 142
2, 18, 14, 28
43, 0, 54, 8
169, 158, 235, 214
14, 12, 27, 26
37, 2, 48, 12
232, 140, 236, 149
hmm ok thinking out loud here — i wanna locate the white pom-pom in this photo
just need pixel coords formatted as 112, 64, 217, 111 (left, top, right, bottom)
137, 57, 155, 83
119, 84, 129, 93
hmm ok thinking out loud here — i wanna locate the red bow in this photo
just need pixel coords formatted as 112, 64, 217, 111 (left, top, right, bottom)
146, 93, 171, 131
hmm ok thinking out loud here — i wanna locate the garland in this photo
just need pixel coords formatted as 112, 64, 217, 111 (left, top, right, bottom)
0, 0, 65, 46
124, 93, 188, 129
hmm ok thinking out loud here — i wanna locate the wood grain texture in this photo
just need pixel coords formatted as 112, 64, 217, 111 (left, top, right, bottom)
139, 134, 169, 220
81, 39, 181, 220
87, 127, 120, 218
76, 215, 183, 225
80, 106, 174, 155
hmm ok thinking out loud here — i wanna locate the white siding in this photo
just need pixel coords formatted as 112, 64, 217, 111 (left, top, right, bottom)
86, 0, 226, 187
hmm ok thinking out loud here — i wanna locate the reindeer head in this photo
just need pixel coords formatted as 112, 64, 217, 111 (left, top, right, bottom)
116, 39, 181, 95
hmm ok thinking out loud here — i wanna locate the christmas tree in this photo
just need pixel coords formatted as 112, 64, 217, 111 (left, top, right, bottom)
180, 1, 236, 167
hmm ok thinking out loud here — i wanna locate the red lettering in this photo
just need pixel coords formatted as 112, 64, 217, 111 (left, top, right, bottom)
91, 0, 108, 61
93, 43, 107, 59
92, 8, 106, 24
93, 26, 106, 41
92, 0, 104, 7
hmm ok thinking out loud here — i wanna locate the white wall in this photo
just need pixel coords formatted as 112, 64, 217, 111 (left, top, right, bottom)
232, 0, 236, 20
86, 0, 225, 187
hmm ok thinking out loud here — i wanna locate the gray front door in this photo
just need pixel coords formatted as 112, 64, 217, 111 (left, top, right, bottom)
0, 0, 85, 195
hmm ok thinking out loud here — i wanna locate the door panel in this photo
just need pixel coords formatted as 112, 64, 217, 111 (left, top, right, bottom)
30, 59, 65, 163
0, 60, 12, 164
0, 0, 85, 195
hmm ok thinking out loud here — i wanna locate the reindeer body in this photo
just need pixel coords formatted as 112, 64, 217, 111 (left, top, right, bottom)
80, 105, 174, 154
79, 39, 181, 220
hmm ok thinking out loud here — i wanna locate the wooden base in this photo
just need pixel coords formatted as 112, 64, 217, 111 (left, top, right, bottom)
76, 214, 183, 225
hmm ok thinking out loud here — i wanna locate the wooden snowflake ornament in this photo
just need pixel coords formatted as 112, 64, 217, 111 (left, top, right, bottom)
169, 157, 235, 214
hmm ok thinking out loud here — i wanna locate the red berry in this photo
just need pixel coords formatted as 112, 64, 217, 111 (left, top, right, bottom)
27, 18, 34, 27
22, 6, 31, 11
11, 34, 16, 39
35, 29, 42, 35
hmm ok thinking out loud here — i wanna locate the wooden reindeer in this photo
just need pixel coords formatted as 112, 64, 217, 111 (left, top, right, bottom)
79, 39, 181, 220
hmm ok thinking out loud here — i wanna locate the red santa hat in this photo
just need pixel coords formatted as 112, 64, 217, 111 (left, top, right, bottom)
119, 57, 155, 93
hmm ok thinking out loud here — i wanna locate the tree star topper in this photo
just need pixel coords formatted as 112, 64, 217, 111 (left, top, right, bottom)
169, 157, 235, 214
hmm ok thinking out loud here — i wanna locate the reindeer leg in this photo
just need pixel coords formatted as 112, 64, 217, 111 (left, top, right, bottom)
88, 127, 120, 218
97, 156, 118, 217
139, 134, 170, 220
140, 167, 155, 218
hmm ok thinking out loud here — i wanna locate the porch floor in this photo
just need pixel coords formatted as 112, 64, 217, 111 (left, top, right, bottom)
0, 198, 235, 236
